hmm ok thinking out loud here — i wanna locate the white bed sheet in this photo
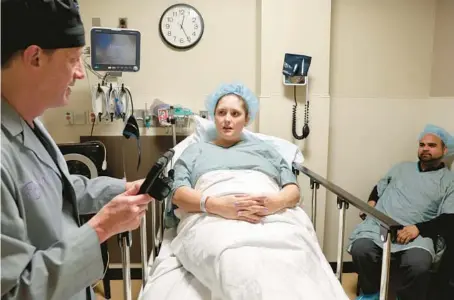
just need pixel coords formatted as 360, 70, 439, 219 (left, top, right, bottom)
139, 228, 214, 300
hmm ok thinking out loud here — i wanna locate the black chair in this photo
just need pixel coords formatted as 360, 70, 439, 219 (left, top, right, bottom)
427, 239, 454, 300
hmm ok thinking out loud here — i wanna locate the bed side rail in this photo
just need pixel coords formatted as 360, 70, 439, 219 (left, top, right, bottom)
292, 163, 402, 300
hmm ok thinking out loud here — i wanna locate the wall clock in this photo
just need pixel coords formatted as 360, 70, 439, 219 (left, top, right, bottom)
159, 3, 204, 50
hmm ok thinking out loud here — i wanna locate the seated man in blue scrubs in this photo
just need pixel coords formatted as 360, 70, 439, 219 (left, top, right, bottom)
349, 124, 454, 300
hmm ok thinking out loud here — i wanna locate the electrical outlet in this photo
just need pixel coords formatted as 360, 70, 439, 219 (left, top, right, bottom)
119, 18, 127, 28
65, 111, 74, 125
87, 111, 98, 125
73, 111, 86, 125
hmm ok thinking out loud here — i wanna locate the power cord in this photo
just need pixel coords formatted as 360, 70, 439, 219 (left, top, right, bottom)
90, 116, 96, 137
79, 141, 107, 170
91, 251, 110, 288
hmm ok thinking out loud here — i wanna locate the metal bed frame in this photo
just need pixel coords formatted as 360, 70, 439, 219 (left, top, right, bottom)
118, 124, 403, 300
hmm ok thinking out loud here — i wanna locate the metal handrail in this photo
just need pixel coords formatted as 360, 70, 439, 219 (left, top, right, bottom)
292, 163, 403, 300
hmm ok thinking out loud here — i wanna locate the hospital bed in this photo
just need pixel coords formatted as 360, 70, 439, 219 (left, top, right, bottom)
119, 116, 403, 300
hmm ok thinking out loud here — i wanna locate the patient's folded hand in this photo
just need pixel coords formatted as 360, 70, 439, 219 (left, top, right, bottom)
207, 194, 268, 224
235, 194, 285, 217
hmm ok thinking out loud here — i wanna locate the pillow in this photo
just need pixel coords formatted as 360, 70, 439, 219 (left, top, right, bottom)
171, 115, 304, 168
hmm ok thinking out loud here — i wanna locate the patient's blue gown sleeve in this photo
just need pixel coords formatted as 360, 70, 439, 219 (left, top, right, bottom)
275, 150, 298, 188
165, 144, 201, 228
169, 143, 201, 200
440, 181, 454, 214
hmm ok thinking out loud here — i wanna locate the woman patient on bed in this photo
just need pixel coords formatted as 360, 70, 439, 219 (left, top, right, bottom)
170, 83, 300, 223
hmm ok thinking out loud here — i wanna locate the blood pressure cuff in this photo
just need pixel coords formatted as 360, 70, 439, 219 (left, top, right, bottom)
1, 0, 85, 66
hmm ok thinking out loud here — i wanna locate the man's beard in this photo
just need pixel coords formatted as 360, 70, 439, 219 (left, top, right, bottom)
418, 153, 443, 167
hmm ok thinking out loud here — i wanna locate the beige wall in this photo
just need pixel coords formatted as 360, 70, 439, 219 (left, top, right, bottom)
330, 0, 436, 99
42, 0, 453, 261
431, 0, 454, 97
325, 0, 454, 261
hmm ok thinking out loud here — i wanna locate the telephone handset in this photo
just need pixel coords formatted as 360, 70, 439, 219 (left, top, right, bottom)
292, 85, 310, 140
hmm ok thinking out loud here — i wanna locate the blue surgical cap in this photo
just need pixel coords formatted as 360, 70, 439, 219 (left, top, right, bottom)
205, 82, 259, 125
419, 124, 454, 157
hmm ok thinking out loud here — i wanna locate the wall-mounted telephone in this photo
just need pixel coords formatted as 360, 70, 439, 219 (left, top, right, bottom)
282, 53, 312, 140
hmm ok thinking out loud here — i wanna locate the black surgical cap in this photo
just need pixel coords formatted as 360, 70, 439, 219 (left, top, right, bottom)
1, 0, 86, 66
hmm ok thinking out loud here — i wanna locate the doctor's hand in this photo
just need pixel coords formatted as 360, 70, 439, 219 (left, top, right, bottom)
125, 179, 145, 191
397, 225, 419, 244
88, 183, 154, 243
206, 195, 267, 224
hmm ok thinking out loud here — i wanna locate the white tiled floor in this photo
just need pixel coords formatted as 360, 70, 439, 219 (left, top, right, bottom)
94, 273, 359, 300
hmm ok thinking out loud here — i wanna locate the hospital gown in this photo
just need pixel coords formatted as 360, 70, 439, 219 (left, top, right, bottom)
165, 139, 298, 227
348, 162, 454, 259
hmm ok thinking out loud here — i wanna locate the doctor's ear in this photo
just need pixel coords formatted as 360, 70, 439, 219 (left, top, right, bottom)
22, 46, 41, 67
23, 46, 54, 68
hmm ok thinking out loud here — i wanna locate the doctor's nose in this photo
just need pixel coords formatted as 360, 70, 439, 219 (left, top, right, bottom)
74, 58, 85, 80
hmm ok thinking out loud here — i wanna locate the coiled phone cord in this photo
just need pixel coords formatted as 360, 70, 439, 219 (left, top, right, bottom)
292, 85, 310, 140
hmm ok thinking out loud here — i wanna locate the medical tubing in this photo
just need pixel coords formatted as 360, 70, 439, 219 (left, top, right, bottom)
109, 86, 120, 120
118, 85, 128, 120
90, 85, 106, 136
93, 84, 106, 120
123, 84, 134, 115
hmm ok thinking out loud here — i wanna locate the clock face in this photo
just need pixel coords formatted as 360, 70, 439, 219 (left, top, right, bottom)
159, 4, 204, 49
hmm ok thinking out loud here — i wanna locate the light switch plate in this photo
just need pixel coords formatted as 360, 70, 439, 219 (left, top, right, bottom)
92, 17, 101, 27
119, 18, 128, 28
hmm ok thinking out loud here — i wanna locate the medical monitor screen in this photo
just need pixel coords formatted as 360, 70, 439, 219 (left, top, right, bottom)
90, 27, 141, 72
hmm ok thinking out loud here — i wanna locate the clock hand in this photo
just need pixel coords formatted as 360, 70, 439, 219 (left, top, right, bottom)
179, 23, 190, 41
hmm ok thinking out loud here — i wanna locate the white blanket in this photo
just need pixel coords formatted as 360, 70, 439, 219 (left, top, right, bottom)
170, 170, 349, 300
